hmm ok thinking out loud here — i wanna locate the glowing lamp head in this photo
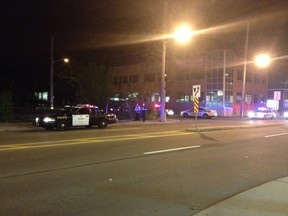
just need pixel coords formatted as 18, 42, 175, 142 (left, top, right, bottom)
173, 25, 193, 43
255, 54, 270, 68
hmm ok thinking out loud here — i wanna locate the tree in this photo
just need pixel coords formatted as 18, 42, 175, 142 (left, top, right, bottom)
55, 63, 79, 106
0, 90, 12, 122
75, 62, 109, 105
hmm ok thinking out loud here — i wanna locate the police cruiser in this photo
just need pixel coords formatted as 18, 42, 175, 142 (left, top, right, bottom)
34, 104, 118, 130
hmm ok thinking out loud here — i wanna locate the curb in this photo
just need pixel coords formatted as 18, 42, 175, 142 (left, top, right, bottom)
186, 123, 285, 132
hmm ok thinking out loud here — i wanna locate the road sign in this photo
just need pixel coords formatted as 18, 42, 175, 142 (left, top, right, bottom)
192, 85, 201, 98
194, 97, 199, 112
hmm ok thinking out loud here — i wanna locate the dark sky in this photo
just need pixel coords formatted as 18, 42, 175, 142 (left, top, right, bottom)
2, 0, 288, 91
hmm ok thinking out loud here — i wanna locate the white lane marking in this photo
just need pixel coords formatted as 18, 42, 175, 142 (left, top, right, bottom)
265, 133, 288, 138
144, 145, 201, 155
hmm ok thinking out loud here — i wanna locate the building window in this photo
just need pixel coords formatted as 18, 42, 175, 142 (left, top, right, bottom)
176, 92, 187, 102
254, 94, 258, 103
245, 94, 252, 104
113, 76, 118, 85
119, 76, 123, 84
133, 75, 139, 83
122, 76, 128, 84
166, 94, 171, 103
113, 75, 138, 85
236, 92, 242, 103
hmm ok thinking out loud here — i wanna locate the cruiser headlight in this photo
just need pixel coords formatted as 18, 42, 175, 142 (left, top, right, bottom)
248, 112, 254, 118
43, 117, 55, 123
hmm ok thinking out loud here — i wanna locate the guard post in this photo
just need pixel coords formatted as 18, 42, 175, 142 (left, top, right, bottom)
192, 85, 201, 130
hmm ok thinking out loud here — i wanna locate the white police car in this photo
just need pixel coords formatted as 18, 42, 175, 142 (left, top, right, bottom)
248, 108, 276, 119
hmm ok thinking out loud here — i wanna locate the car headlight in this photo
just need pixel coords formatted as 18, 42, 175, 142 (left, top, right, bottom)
43, 117, 55, 123
166, 109, 174, 116
248, 112, 254, 118
284, 112, 288, 118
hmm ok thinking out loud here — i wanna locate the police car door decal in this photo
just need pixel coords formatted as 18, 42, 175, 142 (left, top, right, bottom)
72, 114, 89, 126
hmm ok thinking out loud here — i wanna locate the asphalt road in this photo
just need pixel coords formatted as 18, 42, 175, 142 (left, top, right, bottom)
1, 119, 288, 216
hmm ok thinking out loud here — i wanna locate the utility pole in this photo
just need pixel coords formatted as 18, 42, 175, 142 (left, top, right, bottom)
50, 36, 54, 109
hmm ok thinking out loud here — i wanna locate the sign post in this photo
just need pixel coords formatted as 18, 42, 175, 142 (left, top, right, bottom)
192, 85, 201, 130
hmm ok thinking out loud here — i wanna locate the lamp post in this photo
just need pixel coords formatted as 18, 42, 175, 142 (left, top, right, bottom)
240, 22, 250, 118
160, 39, 167, 122
50, 36, 69, 109
159, 25, 193, 122
159, 0, 168, 122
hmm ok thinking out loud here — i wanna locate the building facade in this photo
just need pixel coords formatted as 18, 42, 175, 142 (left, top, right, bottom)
108, 49, 268, 116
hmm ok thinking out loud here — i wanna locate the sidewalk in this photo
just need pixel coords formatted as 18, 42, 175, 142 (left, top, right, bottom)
0, 122, 34, 132
0, 118, 181, 132
194, 177, 288, 216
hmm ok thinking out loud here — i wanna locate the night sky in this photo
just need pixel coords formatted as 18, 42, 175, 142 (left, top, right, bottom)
2, 0, 288, 97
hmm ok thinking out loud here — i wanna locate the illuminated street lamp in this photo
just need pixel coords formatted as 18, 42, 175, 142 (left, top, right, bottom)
255, 53, 271, 68
160, 25, 193, 122
240, 22, 250, 119
50, 36, 69, 109
173, 26, 194, 43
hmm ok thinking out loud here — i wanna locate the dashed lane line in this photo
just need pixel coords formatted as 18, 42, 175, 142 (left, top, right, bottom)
144, 145, 201, 155
264, 133, 288, 138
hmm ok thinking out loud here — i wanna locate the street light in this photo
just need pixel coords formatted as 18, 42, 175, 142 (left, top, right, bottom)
240, 22, 250, 119
159, 25, 193, 122
50, 36, 69, 109
255, 53, 271, 68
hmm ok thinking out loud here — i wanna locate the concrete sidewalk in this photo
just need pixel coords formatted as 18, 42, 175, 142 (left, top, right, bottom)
0, 119, 179, 132
194, 177, 288, 216
0, 122, 35, 132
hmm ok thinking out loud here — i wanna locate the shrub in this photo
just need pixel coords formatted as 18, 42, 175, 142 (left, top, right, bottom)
0, 91, 12, 122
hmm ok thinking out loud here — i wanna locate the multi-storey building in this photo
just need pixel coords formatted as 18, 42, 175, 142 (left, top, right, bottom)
108, 49, 268, 116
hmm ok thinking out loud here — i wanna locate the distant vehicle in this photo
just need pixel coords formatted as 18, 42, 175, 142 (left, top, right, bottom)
284, 111, 288, 119
248, 108, 276, 119
34, 104, 118, 130
180, 107, 217, 118
166, 109, 174, 116
153, 103, 174, 116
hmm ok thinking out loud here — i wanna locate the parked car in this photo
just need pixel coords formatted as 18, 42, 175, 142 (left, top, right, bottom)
166, 109, 174, 116
248, 108, 276, 119
153, 103, 174, 116
34, 104, 118, 130
180, 107, 217, 118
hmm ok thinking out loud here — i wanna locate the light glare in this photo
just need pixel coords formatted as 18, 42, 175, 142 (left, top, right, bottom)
173, 26, 193, 43
255, 54, 271, 67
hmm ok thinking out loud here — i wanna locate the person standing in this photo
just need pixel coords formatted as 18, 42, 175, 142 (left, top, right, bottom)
141, 103, 147, 122
134, 103, 141, 121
